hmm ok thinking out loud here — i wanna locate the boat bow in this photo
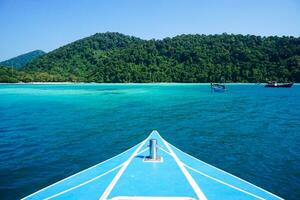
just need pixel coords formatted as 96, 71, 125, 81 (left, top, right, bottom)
22, 131, 282, 200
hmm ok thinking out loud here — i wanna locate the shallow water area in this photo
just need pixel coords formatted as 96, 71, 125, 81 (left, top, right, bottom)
0, 83, 299, 199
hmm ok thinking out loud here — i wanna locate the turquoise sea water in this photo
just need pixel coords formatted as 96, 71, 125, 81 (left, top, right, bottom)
0, 84, 299, 200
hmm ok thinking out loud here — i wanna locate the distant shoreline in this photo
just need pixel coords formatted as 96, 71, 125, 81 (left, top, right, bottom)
0, 82, 255, 84
0, 82, 298, 85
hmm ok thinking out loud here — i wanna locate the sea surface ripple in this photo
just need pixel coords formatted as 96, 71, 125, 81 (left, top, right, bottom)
0, 84, 299, 199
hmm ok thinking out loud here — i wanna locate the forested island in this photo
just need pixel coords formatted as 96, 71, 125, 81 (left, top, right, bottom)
1, 32, 299, 83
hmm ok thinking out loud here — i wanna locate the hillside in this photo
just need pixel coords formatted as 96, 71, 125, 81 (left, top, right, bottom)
0, 50, 46, 69
2, 32, 300, 83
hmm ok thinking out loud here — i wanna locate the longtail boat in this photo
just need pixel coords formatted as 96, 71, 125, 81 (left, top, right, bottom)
265, 82, 293, 88
211, 83, 226, 92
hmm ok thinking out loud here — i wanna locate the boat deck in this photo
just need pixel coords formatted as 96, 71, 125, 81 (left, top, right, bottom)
23, 131, 282, 200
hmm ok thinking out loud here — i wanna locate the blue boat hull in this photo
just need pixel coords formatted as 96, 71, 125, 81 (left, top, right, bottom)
212, 87, 226, 92
22, 131, 282, 200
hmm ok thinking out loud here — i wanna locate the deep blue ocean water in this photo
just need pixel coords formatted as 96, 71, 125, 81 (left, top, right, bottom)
0, 84, 299, 200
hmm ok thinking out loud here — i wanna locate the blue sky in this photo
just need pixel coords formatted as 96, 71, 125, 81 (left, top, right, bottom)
0, 0, 299, 61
